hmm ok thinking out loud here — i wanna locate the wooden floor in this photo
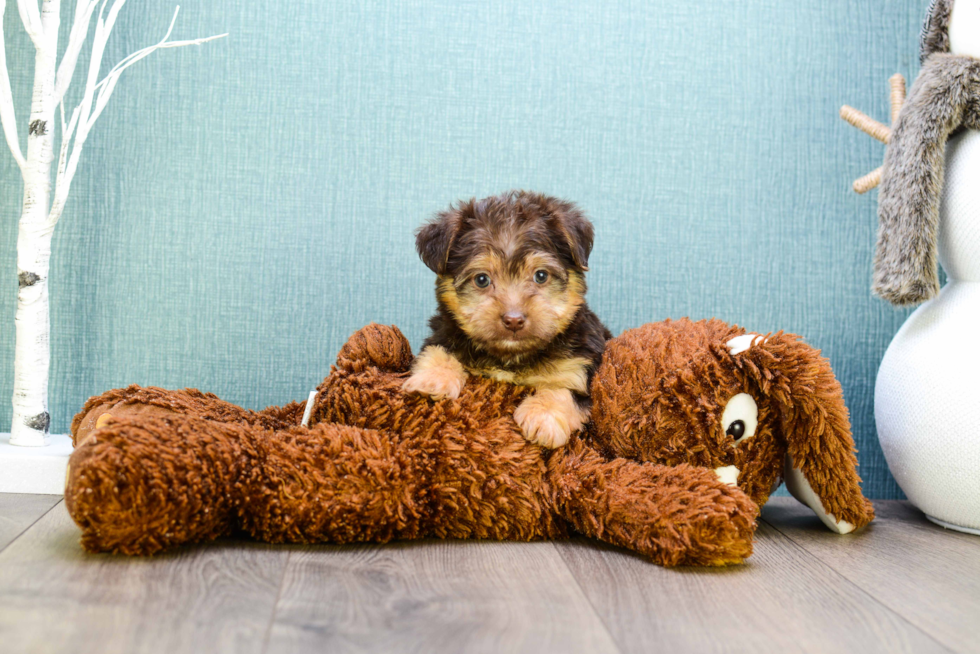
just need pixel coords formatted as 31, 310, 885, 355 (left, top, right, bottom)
0, 496, 977, 654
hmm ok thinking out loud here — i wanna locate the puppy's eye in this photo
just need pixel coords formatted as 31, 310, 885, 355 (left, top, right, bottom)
534, 270, 549, 284
474, 274, 491, 288
721, 393, 757, 445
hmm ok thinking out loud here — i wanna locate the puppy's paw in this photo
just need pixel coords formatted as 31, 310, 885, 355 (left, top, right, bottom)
515, 404, 570, 448
402, 368, 466, 400
402, 346, 468, 400
514, 389, 586, 449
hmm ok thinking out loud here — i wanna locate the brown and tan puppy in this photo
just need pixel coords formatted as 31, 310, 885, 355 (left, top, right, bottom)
403, 191, 611, 448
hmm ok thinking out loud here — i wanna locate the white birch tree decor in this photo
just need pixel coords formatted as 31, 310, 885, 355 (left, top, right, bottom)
1, 0, 225, 446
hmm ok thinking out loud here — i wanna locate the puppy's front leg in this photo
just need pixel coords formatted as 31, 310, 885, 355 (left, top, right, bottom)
514, 388, 588, 449
402, 346, 469, 400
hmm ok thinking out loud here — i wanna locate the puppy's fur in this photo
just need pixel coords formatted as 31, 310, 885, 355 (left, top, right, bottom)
403, 191, 611, 448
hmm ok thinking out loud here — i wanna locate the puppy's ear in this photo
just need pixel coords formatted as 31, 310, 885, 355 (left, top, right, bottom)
543, 198, 594, 272
415, 203, 468, 274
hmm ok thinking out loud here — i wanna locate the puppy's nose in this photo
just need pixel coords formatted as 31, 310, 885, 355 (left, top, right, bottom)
502, 312, 526, 332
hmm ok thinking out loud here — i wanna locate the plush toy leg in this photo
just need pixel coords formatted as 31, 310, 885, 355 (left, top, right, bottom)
66, 415, 253, 555
237, 423, 438, 545
66, 414, 442, 554
548, 438, 758, 566
71, 385, 304, 447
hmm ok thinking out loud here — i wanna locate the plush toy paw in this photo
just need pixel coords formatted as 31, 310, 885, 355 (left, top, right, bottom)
402, 346, 468, 400
70, 385, 282, 447
514, 389, 585, 449
72, 389, 181, 447
66, 414, 248, 554
336, 323, 414, 373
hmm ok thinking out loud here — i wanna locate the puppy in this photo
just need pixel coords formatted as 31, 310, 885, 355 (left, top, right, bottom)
403, 191, 612, 448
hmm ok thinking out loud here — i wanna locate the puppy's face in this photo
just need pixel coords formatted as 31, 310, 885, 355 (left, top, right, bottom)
438, 250, 585, 357
417, 192, 594, 358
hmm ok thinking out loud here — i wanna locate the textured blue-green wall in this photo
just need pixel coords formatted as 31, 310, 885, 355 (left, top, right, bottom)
1, 1, 927, 497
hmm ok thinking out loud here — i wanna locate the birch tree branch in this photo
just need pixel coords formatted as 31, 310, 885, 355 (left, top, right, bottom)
89, 6, 226, 127
47, 2, 226, 224
0, 0, 27, 169
15, 0, 43, 46
54, 100, 79, 185
54, 0, 99, 104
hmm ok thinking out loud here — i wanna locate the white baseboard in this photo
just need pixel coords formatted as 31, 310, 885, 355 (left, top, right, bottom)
0, 433, 73, 495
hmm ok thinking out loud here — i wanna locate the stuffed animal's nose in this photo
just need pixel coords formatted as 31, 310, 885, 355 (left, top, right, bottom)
502, 312, 526, 332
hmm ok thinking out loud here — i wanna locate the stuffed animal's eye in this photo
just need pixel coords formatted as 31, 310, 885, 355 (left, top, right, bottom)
721, 393, 757, 444
474, 274, 491, 288
534, 270, 549, 284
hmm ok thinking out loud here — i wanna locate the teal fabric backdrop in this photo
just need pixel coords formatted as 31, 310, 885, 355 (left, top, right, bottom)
1, 0, 928, 497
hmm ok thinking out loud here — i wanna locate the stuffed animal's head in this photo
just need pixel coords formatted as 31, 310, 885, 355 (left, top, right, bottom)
589, 319, 875, 533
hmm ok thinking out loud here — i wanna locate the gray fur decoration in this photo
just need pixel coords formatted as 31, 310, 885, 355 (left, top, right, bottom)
876, 53, 980, 306
920, 0, 953, 62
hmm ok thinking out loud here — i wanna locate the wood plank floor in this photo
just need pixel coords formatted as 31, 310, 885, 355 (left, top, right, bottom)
0, 495, 976, 654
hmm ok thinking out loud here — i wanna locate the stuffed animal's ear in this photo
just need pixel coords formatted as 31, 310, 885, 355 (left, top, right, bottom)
541, 196, 594, 272
415, 203, 467, 274
729, 333, 875, 533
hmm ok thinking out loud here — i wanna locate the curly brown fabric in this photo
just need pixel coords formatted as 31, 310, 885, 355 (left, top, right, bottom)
335, 322, 415, 373
590, 319, 874, 529
66, 415, 249, 554
735, 334, 875, 527
66, 320, 871, 564
549, 443, 757, 566
70, 385, 304, 447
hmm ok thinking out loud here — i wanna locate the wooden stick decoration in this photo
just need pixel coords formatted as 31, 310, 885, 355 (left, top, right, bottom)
840, 74, 906, 194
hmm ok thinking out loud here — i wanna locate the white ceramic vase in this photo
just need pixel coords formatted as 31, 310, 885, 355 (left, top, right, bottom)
875, 129, 980, 534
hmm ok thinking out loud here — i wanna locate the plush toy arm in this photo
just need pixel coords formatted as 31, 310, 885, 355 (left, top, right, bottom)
335, 323, 415, 374
547, 438, 758, 566
876, 54, 980, 305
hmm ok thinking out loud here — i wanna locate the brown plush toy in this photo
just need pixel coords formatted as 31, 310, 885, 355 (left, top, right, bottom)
591, 319, 875, 534
65, 320, 874, 566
